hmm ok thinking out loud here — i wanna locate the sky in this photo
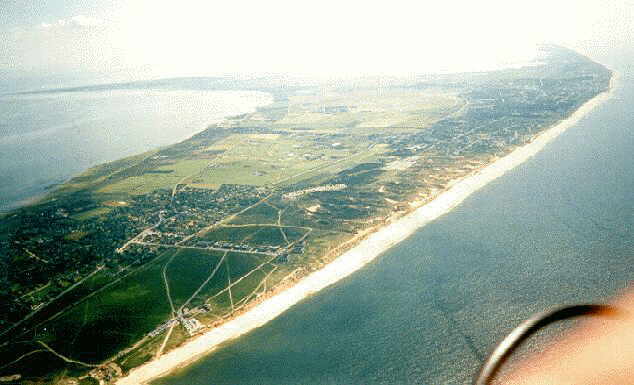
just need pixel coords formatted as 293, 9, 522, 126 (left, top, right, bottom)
1, 0, 633, 86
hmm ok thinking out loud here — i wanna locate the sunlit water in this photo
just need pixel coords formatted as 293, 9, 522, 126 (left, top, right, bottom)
0, 88, 271, 212
154, 67, 633, 383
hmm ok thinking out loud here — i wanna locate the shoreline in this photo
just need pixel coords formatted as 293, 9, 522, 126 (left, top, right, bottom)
116, 73, 618, 385
0, 90, 273, 216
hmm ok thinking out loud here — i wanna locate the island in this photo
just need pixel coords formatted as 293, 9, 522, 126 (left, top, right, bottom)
0, 45, 612, 384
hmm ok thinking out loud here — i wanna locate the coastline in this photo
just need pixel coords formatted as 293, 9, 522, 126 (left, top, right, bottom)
114, 73, 618, 385
0, 90, 273, 215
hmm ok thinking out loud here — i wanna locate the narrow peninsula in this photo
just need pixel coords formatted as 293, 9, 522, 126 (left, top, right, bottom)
0, 46, 612, 384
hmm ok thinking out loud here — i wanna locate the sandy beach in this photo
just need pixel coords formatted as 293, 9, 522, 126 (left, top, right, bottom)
116, 73, 617, 385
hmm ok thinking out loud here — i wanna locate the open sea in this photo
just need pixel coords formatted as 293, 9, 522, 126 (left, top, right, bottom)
0, 87, 271, 212
153, 57, 633, 383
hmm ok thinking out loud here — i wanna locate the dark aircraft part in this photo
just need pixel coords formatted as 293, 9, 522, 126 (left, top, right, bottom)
473, 304, 614, 385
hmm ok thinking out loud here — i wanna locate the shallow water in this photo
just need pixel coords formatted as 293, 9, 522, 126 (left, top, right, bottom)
154, 72, 633, 383
0, 88, 270, 211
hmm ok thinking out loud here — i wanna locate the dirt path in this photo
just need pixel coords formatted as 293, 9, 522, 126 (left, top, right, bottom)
161, 253, 178, 315
37, 341, 98, 368
154, 323, 176, 359
0, 349, 46, 371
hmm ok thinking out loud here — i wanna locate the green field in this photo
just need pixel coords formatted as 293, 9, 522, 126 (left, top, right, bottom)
98, 159, 213, 195
39, 251, 175, 363
276, 89, 462, 130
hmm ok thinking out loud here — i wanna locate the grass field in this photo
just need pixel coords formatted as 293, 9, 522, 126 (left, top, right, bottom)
194, 134, 360, 188
199, 225, 307, 246
163, 249, 225, 310
98, 159, 212, 195
276, 89, 463, 130
39, 251, 175, 363
228, 203, 280, 225
71, 207, 112, 221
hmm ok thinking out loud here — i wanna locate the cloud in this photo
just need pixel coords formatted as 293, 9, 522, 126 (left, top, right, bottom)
39, 15, 103, 29
9, 1, 634, 79
1, 14, 118, 75
70, 15, 103, 27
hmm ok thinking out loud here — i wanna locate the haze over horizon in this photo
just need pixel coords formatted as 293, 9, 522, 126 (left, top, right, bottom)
1, 0, 633, 90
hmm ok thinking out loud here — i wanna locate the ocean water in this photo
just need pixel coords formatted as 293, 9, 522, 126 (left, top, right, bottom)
0, 88, 271, 212
154, 69, 633, 382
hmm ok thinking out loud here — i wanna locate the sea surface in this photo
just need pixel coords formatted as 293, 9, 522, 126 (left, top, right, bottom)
154, 63, 633, 382
0, 87, 271, 212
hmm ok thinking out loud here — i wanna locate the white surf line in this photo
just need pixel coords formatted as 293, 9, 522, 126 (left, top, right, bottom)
117, 75, 617, 385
